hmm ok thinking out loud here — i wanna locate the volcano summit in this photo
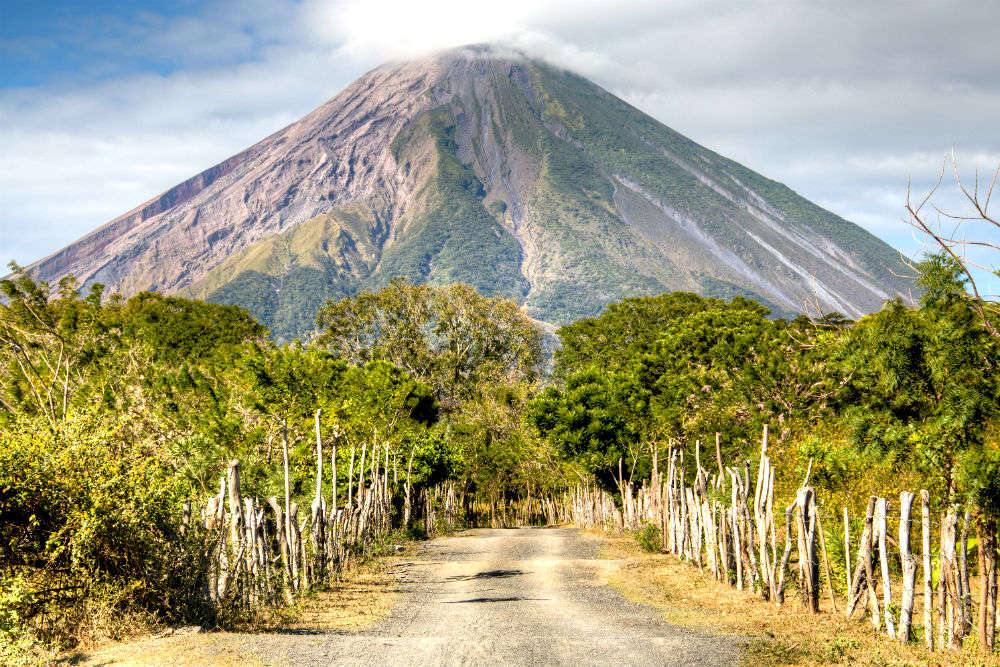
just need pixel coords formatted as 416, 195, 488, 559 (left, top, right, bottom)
26, 45, 911, 338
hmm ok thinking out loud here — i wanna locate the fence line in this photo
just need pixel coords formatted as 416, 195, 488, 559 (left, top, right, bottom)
551, 429, 998, 655
177, 420, 998, 655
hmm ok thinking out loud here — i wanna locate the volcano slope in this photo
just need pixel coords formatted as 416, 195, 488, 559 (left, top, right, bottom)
27, 45, 911, 339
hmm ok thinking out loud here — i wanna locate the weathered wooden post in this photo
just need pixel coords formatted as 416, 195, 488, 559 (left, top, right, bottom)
330, 429, 338, 516
729, 470, 743, 590
775, 502, 795, 604
898, 491, 917, 643
227, 461, 244, 542
847, 497, 881, 629
267, 496, 292, 598
312, 410, 326, 582
383, 445, 391, 530
753, 428, 772, 600
815, 508, 837, 613
358, 442, 368, 500
938, 511, 950, 649
959, 511, 972, 640
205, 496, 220, 602
921, 490, 934, 650
714, 432, 724, 483
289, 502, 301, 591
864, 497, 882, 631
347, 445, 356, 508
843, 507, 852, 611
941, 510, 959, 649
244, 497, 258, 603
876, 497, 896, 638
797, 486, 819, 613
218, 460, 244, 599
977, 517, 997, 652
718, 500, 730, 583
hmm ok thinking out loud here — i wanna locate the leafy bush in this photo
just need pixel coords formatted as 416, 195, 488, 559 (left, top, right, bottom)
634, 523, 662, 553
0, 412, 187, 653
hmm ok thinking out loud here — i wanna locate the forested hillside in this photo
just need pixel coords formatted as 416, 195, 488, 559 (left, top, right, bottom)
1, 253, 998, 663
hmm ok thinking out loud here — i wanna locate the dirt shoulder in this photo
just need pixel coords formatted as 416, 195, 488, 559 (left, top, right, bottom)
598, 532, 999, 667
67, 527, 739, 667
64, 549, 409, 667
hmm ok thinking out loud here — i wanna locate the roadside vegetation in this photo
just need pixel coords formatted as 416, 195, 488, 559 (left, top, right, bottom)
601, 533, 995, 667
2, 249, 999, 663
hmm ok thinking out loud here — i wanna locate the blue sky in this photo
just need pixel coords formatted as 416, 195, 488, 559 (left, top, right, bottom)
2, 0, 999, 296
2, 1, 212, 85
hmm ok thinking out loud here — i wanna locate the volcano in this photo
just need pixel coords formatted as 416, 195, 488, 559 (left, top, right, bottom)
26, 45, 912, 339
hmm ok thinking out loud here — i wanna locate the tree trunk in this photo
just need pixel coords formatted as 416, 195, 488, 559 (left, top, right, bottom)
289, 502, 300, 591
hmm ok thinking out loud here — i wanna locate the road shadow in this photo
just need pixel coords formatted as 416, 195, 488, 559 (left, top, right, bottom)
442, 596, 547, 603
445, 569, 527, 581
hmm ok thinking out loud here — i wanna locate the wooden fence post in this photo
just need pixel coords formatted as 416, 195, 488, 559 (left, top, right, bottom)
775, 503, 795, 604
347, 445, 356, 508
847, 496, 881, 629
267, 496, 293, 601
978, 517, 997, 652
815, 509, 837, 613
797, 486, 819, 613
921, 490, 934, 650
289, 502, 301, 591
898, 491, 917, 644
843, 507, 852, 611
312, 411, 326, 583
941, 510, 960, 649
959, 511, 972, 640
876, 497, 896, 638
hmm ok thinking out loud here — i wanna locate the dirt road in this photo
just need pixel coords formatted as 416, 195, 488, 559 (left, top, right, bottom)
240, 526, 737, 666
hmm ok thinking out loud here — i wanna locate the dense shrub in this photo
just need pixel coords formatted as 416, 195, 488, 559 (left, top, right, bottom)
0, 412, 187, 655
634, 523, 662, 553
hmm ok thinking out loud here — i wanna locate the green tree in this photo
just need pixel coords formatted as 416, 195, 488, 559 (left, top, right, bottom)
316, 278, 542, 411
553, 291, 719, 380
529, 368, 650, 487
0, 265, 116, 429
840, 254, 1000, 503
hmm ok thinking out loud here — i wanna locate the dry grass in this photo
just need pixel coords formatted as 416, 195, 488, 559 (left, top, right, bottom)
597, 532, 1000, 667
280, 562, 402, 633
61, 548, 411, 667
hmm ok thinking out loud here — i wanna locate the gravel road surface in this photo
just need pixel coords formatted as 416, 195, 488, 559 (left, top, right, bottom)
244, 526, 737, 667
